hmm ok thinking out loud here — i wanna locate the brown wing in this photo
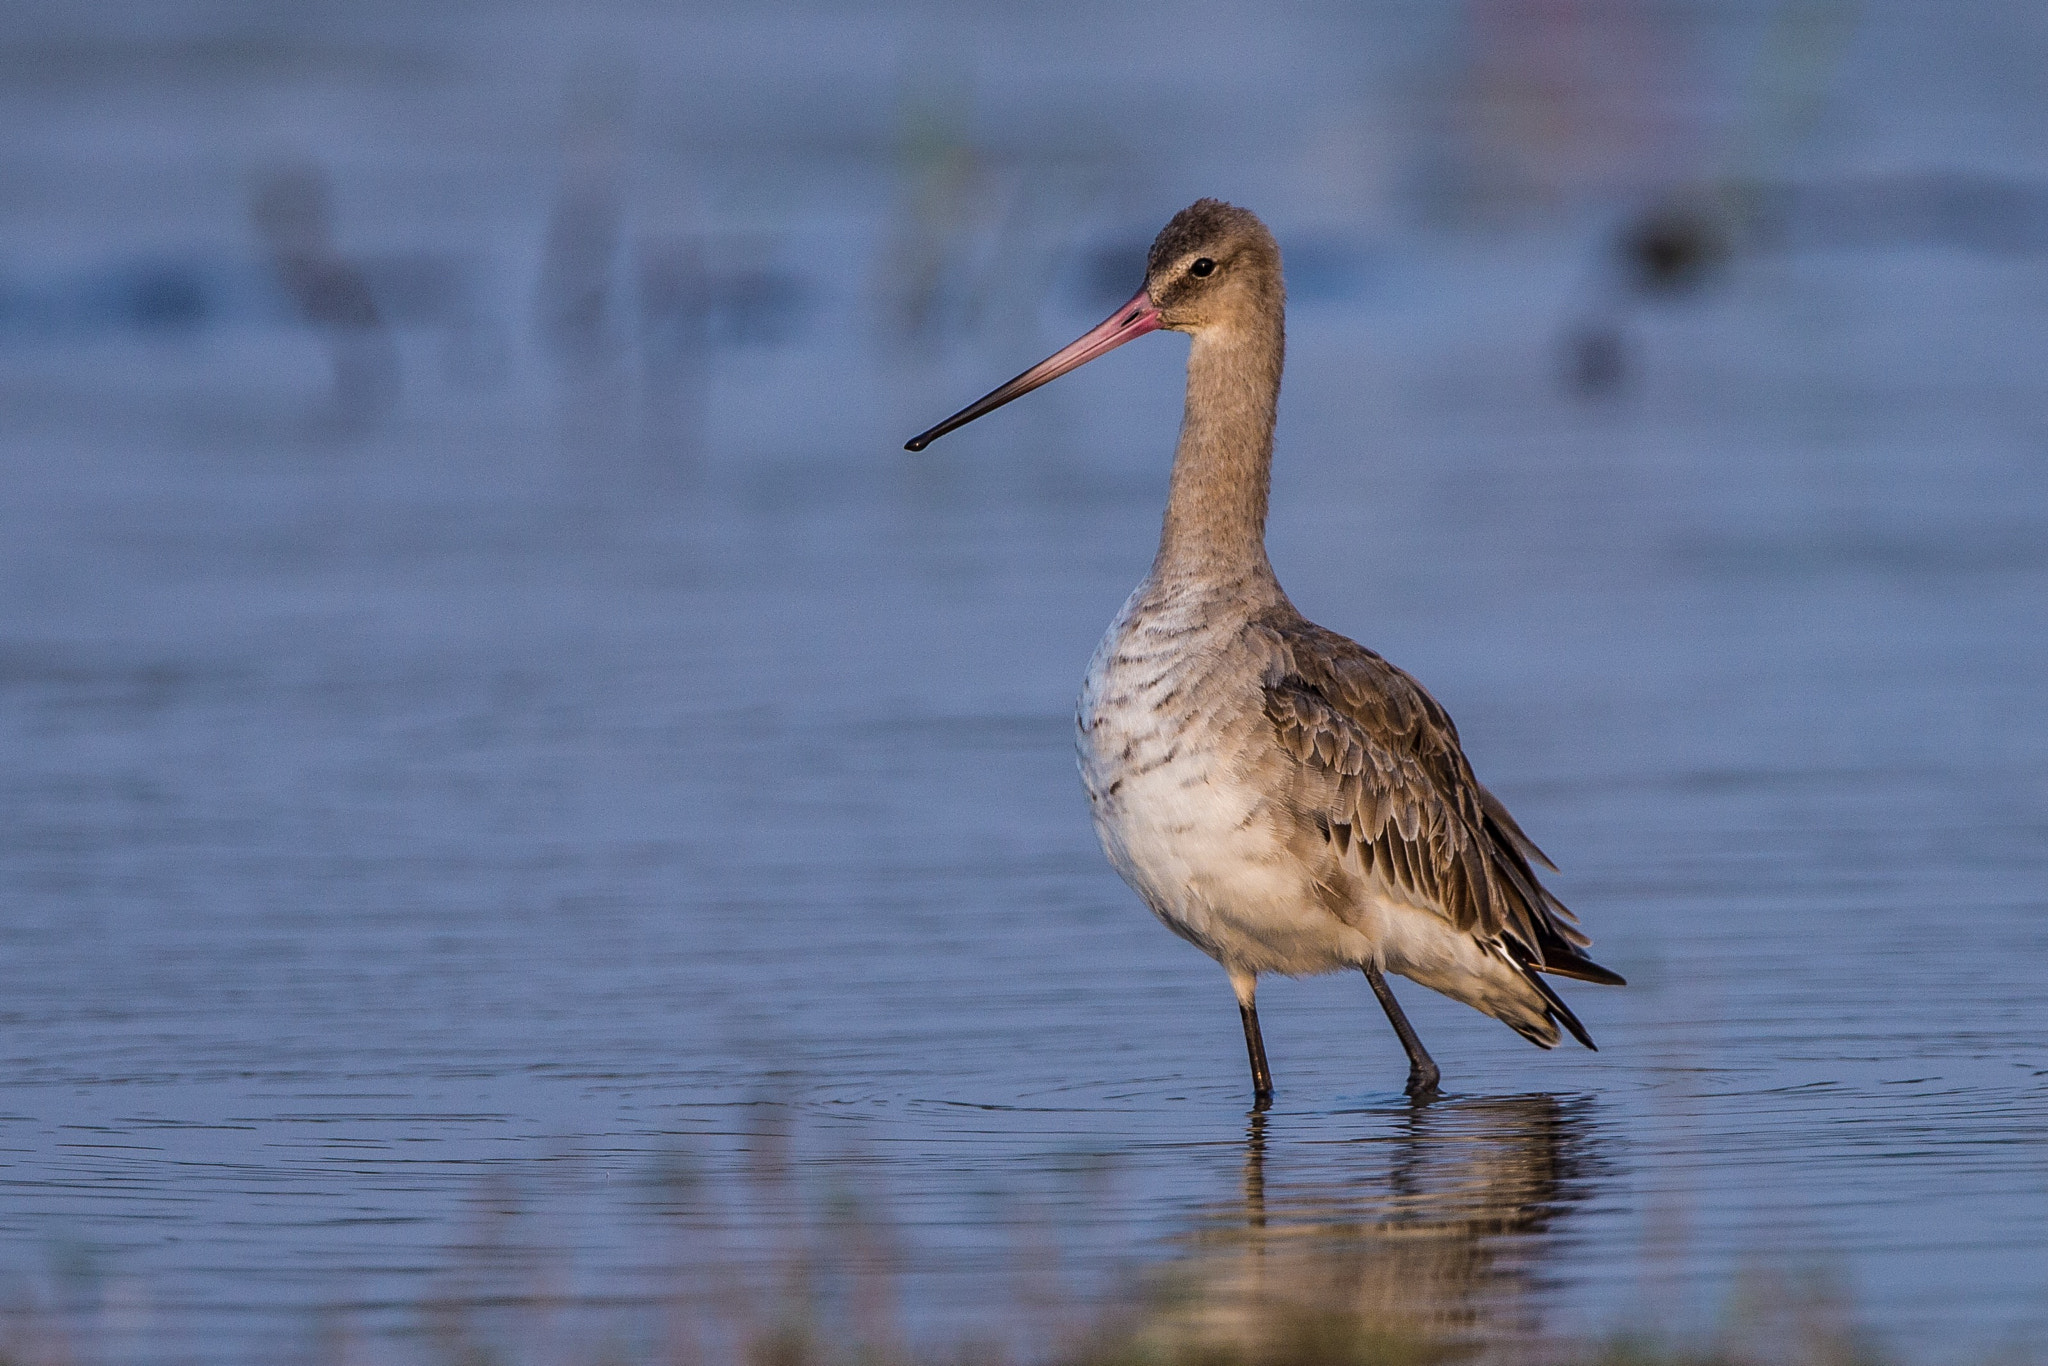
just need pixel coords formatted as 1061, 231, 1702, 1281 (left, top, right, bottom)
1253, 610, 1624, 994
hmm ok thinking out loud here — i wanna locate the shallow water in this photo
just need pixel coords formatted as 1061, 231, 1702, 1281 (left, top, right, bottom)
3, 3, 2048, 1362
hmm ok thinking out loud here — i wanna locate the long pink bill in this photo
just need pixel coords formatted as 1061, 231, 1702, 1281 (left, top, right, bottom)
904, 287, 1162, 451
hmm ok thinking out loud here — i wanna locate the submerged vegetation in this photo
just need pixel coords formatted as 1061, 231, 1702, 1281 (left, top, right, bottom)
0, 1103, 1906, 1366
0, 1254, 1899, 1366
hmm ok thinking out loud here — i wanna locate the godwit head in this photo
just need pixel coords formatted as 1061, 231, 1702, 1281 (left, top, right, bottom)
905, 199, 1280, 452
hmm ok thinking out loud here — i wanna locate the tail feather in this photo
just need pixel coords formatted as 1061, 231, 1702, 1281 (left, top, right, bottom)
1383, 903, 1621, 1056
1536, 948, 1627, 987
1525, 967, 1599, 1051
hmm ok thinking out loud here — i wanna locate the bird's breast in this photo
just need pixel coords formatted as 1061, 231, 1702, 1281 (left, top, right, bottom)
1075, 588, 1233, 820
1074, 587, 1329, 967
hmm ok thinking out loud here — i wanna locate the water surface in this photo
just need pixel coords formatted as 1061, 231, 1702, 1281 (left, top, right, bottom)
3, 3, 2047, 1361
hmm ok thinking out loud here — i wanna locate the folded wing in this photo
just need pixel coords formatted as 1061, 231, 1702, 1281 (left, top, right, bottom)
1253, 612, 1625, 1035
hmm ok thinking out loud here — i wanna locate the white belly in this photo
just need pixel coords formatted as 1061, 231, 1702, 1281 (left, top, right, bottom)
1074, 586, 1374, 978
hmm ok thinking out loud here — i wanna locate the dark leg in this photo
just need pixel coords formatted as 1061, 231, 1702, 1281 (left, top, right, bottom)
1238, 1001, 1275, 1110
1363, 965, 1440, 1098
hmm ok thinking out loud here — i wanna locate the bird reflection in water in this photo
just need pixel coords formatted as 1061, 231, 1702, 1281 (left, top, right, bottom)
1157, 1095, 1603, 1355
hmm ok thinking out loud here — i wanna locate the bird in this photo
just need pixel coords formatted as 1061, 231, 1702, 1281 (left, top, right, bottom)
905, 199, 1624, 1104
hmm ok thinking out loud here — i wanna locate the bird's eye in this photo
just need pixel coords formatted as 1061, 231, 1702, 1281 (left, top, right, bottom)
1188, 257, 1216, 277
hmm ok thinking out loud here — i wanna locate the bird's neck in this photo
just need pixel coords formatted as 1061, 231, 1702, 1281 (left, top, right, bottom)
1153, 317, 1284, 592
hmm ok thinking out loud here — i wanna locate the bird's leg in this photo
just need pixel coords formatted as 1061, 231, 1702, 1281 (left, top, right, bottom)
1363, 965, 1440, 1098
1238, 1002, 1274, 1109
1230, 970, 1274, 1109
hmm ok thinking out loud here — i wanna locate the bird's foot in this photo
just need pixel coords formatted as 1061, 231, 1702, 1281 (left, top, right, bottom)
1251, 1086, 1274, 1112
1403, 1064, 1441, 1100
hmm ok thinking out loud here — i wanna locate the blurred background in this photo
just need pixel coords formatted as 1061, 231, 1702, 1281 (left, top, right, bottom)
2, 1, 2047, 1363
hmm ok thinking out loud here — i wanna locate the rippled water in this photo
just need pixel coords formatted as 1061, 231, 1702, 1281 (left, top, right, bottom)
4, 4, 2048, 1363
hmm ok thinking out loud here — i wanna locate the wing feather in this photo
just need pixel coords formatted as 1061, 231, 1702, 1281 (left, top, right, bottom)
1253, 611, 1623, 987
